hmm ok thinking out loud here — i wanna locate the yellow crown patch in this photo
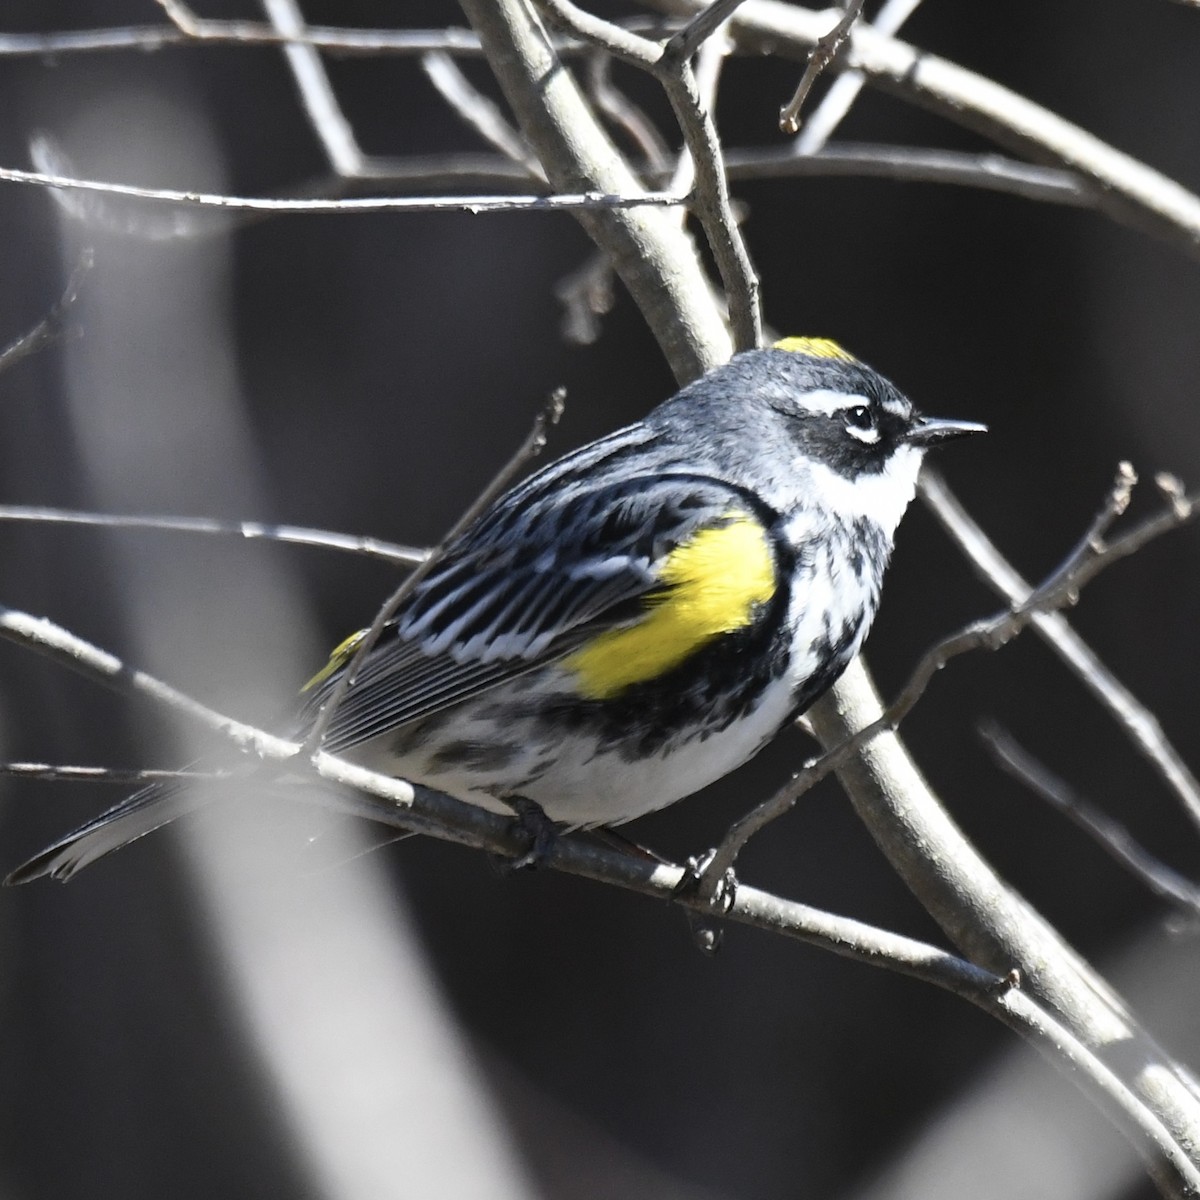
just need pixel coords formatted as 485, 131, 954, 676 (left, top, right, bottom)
772, 336, 856, 362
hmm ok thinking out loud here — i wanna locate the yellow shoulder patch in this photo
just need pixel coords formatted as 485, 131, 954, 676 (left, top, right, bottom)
302, 628, 368, 693
772, 336, 856, 362
565, 513, 776, 700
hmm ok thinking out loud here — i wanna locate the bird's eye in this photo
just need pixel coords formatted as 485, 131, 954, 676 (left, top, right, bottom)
843, 405, 880, 443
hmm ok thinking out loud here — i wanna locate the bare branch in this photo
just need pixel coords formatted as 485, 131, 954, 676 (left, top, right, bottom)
585, 53, 673, 176
0, 763, 232, 785
2, 598, 1197, 1193
702, 466, 1200, 889
460, 0, 733, 380
0, 22, 690, 59
0, 250, 92, 375
791, 0, 925, 154
318, 142, 1093, 209
0, 160, 685, 214
778, 0, 864, 135
0, 505, 427, 566
259, 0, 364, 177
422, 51, 546, 180
921, 468, 1200, 834
725, 143, 1091, 205
659, 0, 752, 65
534, 0, 760, 347
303, 389, 566, 753
459, 2, 1200, 1181
648, 0, 1200, 258
979, 722, 1200, 920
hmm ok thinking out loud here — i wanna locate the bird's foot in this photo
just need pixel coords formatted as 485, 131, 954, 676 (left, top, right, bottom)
502, 796, 558, 871
673, 849, 738, 955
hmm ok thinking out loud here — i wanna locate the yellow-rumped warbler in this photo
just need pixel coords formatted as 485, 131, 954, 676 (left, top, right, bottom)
7, 338, 984, 884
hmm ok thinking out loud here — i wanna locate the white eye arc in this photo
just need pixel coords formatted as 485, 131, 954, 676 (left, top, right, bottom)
844, 405, 880, 444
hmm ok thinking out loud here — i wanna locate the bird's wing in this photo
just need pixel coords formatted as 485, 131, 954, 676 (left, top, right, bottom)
303, 471, 780, 753
5, 472, 779, 885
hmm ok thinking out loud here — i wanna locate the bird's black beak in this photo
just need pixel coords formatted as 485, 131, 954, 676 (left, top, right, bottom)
906, 416, 988, 446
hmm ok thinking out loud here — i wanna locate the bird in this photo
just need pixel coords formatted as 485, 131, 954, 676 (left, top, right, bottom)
6, 337, 984, 885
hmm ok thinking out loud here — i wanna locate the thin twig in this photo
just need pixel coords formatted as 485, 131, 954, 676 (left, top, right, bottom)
0, 23, 692, 59
586, 52, 673, 175
653, 0, 1200, 256
668, 21, 733, 204
0, 161, 685, 213
1, 601, 1197, 1192
725, 143, 1092, 205
0, 763, 232, 785
0, 250, 93, 375
701, 466, 1200, 892
554, 252, 616, 344
659, 0, 751, 65
0, 506, 427, 566
301, 143, 1092, 208
259, 0, 364, 177
303, 389, 566, 753
662, 60, 760, 348
422, 51, 547, 180
978, 722, 1200, 920
534, 0, 760, 347
921, 468, 1200, 834
778, 0, 865, 135
792, 0, 924, 154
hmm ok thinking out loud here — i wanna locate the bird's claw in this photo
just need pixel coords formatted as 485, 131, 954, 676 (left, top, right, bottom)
673, 850, 738, 954
503, 797, 558, 871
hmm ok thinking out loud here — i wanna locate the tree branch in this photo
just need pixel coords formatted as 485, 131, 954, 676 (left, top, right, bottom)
532, 0, 760, 348
648, 0, 1200, 258
778, 0, 864, 135
921, 468, 1200, 834
2, 599, 1197, 1193
702, 465, 1200, 885
978, 722, 1200, 920
459, 2, 1200, 1187
0, 506, 426, 566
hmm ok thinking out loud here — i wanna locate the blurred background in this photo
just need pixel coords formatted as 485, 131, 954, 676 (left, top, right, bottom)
0, 2, 1198, 1198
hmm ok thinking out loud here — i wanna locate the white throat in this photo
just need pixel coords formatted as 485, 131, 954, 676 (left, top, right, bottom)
802, 444, 924, 539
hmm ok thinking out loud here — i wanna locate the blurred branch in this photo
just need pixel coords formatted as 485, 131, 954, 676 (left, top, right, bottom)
0, 763, 231, 785
459, 0, 732, 380
0, 22, 685, 58
921, 468, 1200, 834
725, 144, 1091, 204
259, 0, 365, 177
978, 722, 1200, 920
534, 0, 761, 349
649, 0, 1200, 257
585, 53, 673, 176
1, 598, 1197, 1193
0, 505, 427, 566
422, 51, 547, 181
0, 250, 92, 374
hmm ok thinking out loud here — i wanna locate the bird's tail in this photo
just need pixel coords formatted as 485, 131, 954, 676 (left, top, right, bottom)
4, 779, 211, 885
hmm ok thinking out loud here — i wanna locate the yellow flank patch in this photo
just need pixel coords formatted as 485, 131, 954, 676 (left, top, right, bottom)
302, 628, 368, 692
772, 336, 856, 362
565, 513, 776, 700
